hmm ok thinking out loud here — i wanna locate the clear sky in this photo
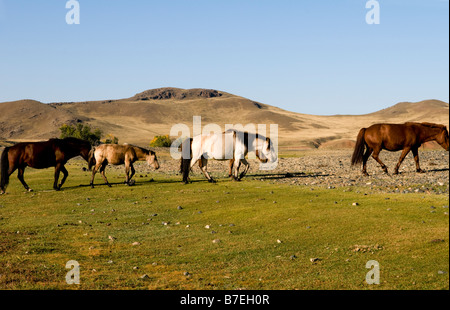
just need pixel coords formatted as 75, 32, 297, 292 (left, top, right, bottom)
0, 0, 448, 115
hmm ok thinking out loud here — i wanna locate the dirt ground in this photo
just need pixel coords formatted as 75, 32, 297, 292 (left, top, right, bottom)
123, 149, 449, 195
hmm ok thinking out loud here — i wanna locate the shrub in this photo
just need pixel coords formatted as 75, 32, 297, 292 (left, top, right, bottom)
103, 134, 119, 144
149, 135, 172, 147
60, 123, 102, 145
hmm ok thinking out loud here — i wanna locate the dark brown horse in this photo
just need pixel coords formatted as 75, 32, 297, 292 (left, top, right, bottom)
351, 122, 449, 175
1, 137, 92, 194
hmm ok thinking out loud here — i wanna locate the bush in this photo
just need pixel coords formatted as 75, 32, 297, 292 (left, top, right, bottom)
60, 123, 102, 145
103, 134, 119, 144
149, 135, 173, 147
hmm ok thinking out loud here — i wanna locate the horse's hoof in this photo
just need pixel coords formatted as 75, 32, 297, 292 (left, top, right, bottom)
417, 169, 425, 173
208, 179, 216, 183
28, 188, 33, 192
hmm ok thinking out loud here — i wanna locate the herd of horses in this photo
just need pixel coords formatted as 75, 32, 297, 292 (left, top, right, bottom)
0, 122, 448, 194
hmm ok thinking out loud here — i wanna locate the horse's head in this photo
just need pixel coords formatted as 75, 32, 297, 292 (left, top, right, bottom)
256, 137, 278, 165
146, 151, 160, 170
437, 126, 450, 151
62, 137, 92, 162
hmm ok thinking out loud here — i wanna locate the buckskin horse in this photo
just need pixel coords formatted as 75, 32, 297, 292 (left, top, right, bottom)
351, 122, 449, 175
180, 129, 278, 184
0, 137, 92, 194
88, 144, 160, 188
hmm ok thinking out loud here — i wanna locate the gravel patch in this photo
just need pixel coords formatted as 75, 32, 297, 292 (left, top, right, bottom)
115, 149, 449, 195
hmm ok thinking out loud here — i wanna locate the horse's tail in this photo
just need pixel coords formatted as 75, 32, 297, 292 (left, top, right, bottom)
180, 138, 193, 183
1, 147, 10, 193
88, 148, 96, 171
351, 128, 366, 166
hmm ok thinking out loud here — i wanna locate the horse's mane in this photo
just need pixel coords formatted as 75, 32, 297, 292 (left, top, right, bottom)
50, 137, 90, 145
405, 122, 445, 129
125, 144, 153, 155
225, 129, 271, 150
224, 129, 269, 141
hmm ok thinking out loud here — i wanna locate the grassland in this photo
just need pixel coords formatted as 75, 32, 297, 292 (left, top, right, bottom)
0, 159, 448, 290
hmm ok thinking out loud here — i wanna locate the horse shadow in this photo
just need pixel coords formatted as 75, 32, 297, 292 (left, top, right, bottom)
240, 172, 330, 180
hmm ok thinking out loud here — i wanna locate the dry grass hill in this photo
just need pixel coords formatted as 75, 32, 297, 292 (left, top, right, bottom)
0, 88, 448, 149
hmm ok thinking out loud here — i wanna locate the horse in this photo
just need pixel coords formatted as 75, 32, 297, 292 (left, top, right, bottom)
351, 122, 449, 175
180, 129, 277, 184
0, 137, 92, 194
88, 144, 160, 187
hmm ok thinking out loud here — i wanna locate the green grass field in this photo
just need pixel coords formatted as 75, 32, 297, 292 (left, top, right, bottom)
0, 160, 448, 290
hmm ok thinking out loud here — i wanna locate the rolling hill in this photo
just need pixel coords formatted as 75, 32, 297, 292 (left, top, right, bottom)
0, 88, 448, 149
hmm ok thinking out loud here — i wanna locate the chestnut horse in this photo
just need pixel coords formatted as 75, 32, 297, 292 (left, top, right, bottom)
88, 144, 160, 188
351, 122, 449, 175
0, 137, 92, 194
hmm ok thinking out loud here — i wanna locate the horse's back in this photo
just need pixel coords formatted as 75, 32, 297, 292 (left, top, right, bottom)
9, 140, 57, 168
365, 123, 420, 151
95, 144, 128, 164
192, 132, 235, 160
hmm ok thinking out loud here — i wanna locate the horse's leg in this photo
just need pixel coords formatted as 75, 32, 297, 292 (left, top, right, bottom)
228, 159, 234, 178
58, 165, 69, 190
238, 158, 250, 180
232, 159, 241, 181
129, 163, 136, 182
362, 147, 373, 176
53, 164, 62, 190
90, 162, 102, 188
124, 161, 131, 185
393, 147, 411, 175
99, 162, 111, 187
17, 166, 32, 192
199, 157, 215, 183
411, 147, 424, 173
371, 148, 389, 174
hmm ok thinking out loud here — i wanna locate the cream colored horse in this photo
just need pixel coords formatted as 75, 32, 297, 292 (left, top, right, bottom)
180, 130, 277, 183
89, 144, 159, 187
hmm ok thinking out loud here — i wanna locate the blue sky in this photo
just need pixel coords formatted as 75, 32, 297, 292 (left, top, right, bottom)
0, 0, 448, 115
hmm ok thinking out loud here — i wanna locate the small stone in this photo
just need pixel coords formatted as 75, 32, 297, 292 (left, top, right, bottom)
177, 206, 183, 210
310, 258, 321, 263
352, 202, 359, 206
132, 242, 141, 246
108, 235, 116, 242
277, 239, 282, 244
183, 272, 191, 276
140, 274, 150, 280
205, 225, 211, 229
212, 239, 221, 244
